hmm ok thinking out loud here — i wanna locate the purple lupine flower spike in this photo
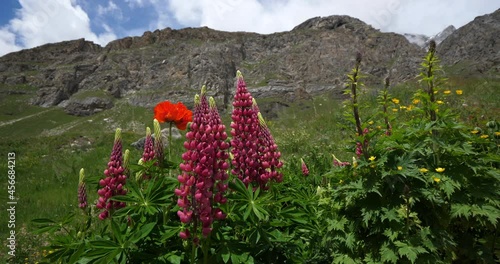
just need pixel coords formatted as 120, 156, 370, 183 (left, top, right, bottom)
140, 127, 155, 180
176, 87, 229, 241
96, 128, 127, 220
257, 111, 283, 186
230, 71, 261, 187
142, 127, 155, 162
300, 159, 309, 176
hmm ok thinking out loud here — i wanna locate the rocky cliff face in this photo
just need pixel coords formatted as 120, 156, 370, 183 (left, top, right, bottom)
0, 11, 497, 116
439, 8, 500, 75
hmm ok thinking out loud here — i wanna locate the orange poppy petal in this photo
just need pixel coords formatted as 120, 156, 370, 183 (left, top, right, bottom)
154, 101, 192, 130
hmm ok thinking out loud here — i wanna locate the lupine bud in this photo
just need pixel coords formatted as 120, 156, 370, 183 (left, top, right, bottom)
153, 119, 163, 167
333, 154, 351, 167
123, 149, 130, 175
301, 159, 309, 176
96, 128, 127, 220
142, 127, 154, 162
78, 168, 87, 209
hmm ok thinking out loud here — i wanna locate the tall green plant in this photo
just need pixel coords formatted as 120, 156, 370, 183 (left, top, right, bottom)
322, 45, 500, 263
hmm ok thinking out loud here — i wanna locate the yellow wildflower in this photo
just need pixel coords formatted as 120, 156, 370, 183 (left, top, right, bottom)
444, 90, 451, 94
377, 125, 382, 130
495, 131, 500, 136
392, 108, 398, 112
368, 156, 376, 161
400, 106, 407, 110
480, 135, 489, 139
406, 105, 413, 111
432, 177, 441, 183
456, 90, 463, 95
419, 168, 429, 173
435, 167, 445, 173
339, 180, 344, 184
412, 99, 420, 104
392, 98, 400, 104
368, 120, 374, 125
437, 100, 444, 104
434, 90, 438, 94
471, 130, 479, 134
397, 166, 403, 171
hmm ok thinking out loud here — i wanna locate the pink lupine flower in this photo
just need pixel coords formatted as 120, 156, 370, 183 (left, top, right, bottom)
355, 128, 369, 158
140, 127, 155, 179
78, 168, 87, 209
142, 127, 155, 162
301, 159, 309, 176
96, 128, 127, 220
176, 87, 229, 240
332, 154, 351, 167
257, 112, 283, 187
230, 71, 265, 187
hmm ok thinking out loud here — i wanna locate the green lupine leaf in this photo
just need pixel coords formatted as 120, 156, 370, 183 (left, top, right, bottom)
130, 222, 156, 243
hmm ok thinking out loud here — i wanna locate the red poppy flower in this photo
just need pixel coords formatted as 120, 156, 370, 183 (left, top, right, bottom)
154, 101, 193, 130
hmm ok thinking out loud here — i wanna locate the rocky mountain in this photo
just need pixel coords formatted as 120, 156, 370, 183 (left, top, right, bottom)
439, 8, 500, 74
0, 10, 498, 117
403, 33, 430, 48
404, 25, 456, 49
431, 25, 456, 46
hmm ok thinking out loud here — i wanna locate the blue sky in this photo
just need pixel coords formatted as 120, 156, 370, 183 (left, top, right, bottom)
0, 0, 499, 56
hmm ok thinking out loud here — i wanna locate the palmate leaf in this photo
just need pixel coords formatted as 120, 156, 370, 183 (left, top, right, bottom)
332, 254, 357, 264
451, 204, 472, 220
381, 207, 400, 224
394, 241, 427, 264
130, 222, 156, 244
380, 243, 398, 264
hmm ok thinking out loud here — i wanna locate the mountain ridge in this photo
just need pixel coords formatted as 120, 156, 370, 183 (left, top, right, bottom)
0, 9, 498, 116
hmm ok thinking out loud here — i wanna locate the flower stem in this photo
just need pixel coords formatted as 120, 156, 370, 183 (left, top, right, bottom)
169, 122, 172, 177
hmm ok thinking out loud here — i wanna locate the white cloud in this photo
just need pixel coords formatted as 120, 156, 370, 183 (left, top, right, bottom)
97, 1, 121, 18
125, 0, 145, 8
164, 0, 499, 35
0, 27, 22, 55
0, 0, 117, 56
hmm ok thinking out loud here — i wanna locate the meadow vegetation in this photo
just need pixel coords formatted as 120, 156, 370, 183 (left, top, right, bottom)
0, 44, 499, 263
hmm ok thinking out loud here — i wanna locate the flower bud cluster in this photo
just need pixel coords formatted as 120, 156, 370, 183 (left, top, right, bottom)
153, 119, 164, 166
301, 159, 309, 176
176, 88, 229, 240
140, 127, 155, 180
78, 168, 87, 209
355, 128, 370, 158
96, 128, 127, 220
332, 154, 351, 167
142, 127, 155, 162
257, 112, 283, 188
230, 73, 262, 187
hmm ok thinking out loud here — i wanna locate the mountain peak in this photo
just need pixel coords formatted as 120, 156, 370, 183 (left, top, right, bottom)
293, 15, 373, 31
403, 25, 456, 49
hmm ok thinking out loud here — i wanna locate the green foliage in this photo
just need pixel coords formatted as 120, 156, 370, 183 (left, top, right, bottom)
2, 40, 499, 264
320, 45, 500, 263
